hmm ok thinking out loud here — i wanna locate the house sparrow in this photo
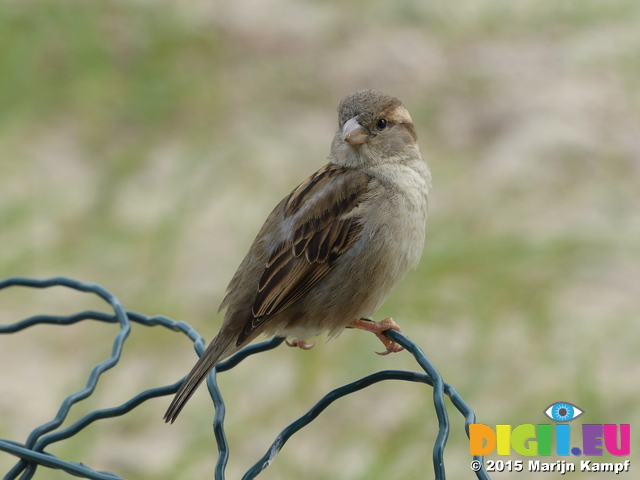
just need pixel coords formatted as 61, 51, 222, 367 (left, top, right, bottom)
164, 90, 431, 423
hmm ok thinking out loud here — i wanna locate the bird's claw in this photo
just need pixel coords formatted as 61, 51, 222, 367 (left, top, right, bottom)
285, 339, 316, 350
348, 317, 405, 355
375, 340, 405, 356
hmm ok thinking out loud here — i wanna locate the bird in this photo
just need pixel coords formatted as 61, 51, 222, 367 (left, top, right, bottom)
164, 90, 431, 423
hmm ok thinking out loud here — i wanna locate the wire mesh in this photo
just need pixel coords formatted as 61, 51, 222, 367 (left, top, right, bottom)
0, 276, 490, 480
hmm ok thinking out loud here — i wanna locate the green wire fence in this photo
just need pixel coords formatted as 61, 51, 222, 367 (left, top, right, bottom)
0, 276, 490, 480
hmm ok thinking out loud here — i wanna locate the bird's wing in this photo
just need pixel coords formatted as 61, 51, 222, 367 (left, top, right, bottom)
237, 163, 370, 344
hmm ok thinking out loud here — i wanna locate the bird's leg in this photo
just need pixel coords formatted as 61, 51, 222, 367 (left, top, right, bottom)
285, 339, 316, 350
347, 318, 404, 356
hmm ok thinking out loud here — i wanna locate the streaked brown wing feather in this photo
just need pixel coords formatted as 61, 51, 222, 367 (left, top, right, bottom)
237, 164, 370, 344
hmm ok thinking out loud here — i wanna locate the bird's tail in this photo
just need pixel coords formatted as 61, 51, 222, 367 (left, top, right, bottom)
163, 330, 238, 424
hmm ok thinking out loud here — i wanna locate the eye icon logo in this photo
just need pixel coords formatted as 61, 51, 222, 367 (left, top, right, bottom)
544, 402, 584, 422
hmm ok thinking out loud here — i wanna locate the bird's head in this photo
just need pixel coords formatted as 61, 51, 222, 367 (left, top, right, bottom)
331, 90, 418, 167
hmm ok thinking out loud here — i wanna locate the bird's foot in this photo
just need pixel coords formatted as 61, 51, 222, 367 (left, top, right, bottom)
347, 318, 404, 356
285, 339, 316, 350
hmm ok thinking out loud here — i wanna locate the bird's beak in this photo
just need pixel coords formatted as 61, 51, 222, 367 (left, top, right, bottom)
342, 117, 369, 146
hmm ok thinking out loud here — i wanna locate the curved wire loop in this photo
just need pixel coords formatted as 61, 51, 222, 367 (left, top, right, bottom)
0, 276, 489, 480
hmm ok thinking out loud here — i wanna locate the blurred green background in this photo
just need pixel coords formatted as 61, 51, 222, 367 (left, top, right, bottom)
1, 0, 639, 479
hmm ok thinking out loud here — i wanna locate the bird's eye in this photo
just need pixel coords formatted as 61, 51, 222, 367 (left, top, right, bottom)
376, 118, 388, 130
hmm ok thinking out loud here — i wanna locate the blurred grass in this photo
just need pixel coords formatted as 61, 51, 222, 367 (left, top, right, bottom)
1, 0, 640, 479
